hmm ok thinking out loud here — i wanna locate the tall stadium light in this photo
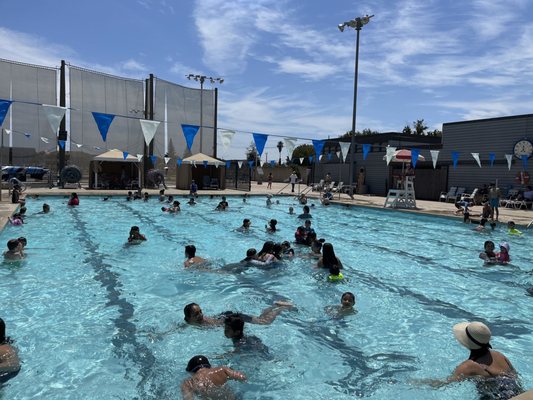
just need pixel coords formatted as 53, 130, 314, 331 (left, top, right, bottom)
186, 74, 223, 153
338, 14, 373, 198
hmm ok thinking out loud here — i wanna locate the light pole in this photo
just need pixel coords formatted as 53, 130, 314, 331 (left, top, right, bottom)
186, 74, 223, 154
277, 141, 284, 165
338, 14, 373, 198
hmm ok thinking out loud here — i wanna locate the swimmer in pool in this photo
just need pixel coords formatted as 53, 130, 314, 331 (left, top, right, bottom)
0, 318, 21, 383
328, 264, 344, 282
265, 219, 277, 233
325, 292, 356, 318
507, 221, 522, 235
181, 355, 246, 400
236, 219, 251, 232
496, 242, 511, 265
3, 239, 24, 260
187, 197, 197, 205
184, 245, 207, 267
289, 206, 294, 215
183, 301, 294, 327
479, 240, 497, 264
224, 314, 269, 354
127, 226, 147, 244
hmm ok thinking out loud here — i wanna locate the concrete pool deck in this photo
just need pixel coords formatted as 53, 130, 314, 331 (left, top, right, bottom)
1, 181, 532, 230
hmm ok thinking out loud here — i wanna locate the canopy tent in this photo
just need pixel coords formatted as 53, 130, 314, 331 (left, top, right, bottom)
181, 152, 225, 166
90, 149, 142, 189
176, 153, 225, 190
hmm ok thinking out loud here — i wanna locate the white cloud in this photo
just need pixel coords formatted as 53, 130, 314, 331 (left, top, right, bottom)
122, 59, 147, 72
265, 57, 339, 80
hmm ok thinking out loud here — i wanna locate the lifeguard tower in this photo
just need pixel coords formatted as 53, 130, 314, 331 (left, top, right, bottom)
383, 176, 417, 209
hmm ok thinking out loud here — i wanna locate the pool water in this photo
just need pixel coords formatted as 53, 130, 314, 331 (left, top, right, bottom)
1, 195, 532, 399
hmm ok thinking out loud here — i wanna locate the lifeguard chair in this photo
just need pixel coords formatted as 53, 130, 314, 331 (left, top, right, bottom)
384, 176, 417, 209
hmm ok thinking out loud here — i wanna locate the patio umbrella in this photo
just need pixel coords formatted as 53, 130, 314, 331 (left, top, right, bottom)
383, 149, 426, 163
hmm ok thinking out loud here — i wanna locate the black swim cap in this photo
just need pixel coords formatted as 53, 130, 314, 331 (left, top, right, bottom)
186, 355, 211, 372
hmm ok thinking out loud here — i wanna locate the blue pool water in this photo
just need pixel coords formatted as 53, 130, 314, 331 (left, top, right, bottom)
1, 195, 532, 399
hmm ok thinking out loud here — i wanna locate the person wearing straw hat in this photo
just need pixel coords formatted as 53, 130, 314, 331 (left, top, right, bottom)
449, 321, 523, 398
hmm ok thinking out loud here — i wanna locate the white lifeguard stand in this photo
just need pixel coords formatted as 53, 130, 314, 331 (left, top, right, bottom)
384, 176, 417, 209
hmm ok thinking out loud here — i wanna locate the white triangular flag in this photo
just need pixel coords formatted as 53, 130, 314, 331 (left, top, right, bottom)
471, 153, 481, 168
238, 161, 243, 168
299, 157, 304, 164
164, 157, 171, 165
192, 160, 197, 167
319, 155, 323, 161
339, 142, 351, 163
283, 138, 297, 159
75, 143, 83, 148
505, 154, 513, 171
136, 154, 143, 162
219, 130, 235, 152
4, 129, 11, 135
40, 137, 50, 144
139, 119, 160, 146
386, 146, 397, 165
430, 150, 440, 169
42, 105, 66, 134
336, 151, 341, 159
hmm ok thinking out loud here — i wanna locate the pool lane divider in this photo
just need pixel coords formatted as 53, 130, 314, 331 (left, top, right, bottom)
68, 207, 164, 399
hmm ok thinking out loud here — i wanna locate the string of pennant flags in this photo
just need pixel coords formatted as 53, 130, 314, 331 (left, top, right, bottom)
0, 98, 529, 171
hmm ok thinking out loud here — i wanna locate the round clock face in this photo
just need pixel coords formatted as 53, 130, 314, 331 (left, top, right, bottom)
513, 139, 533, 159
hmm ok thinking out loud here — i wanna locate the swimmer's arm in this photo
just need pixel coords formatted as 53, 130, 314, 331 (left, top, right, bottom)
0, 348, 21, 372
224, 366, 247, 381
180, 380, 194, 400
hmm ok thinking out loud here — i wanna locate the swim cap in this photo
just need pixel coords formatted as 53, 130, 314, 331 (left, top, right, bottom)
186, 355, 211, 372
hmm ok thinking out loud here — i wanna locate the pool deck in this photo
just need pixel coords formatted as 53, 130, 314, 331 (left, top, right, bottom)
1, 181, 532, 230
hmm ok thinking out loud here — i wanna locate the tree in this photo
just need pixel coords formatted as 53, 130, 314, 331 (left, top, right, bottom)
402, 124, 412, 135
338, 128, 380, 139
413, 119, 428, 135
245, 142, 258, 162
292, 144, 314, 165
428, 129, 442, 137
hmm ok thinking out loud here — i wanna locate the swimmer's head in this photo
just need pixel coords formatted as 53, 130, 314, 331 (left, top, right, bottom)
269, 219, 277, 228
304, 219, 311, 227
484, 240, 495, 252
341, 292, 356, 308
159, 189, 165, 195
289, 207, 294, 214
303, 206, 310, 213
185, 245, 197, 258
329, 264, 341, 276
186, 355, 211, 373
281, 241, 290, 250
499, 242, 510, 253
173, 201, 180, 207
161, 207, 167, 212
507, 221, 516, 229
246, 248, 257, 258
130, 226, 140, 233
43, 203, 50, 212
19, 207, 27, 215
243, 219, 251, 227
183, 303, 203, 323
7, 239, 20, 251
17, 237, 27, 247
224, 315, 244, 339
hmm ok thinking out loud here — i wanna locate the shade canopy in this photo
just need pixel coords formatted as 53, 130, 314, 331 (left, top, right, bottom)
383, 149, 425, 163
93, 149, 140, 162
182, 152, 224, 166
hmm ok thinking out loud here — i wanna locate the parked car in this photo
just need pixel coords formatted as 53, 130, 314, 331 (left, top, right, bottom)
2, 166, 50, 181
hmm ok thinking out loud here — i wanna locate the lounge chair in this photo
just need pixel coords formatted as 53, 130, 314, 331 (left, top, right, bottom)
449, 187, 466, 203
500, 189, 519, 208
460, 188, 478, 204
209, 178, 219, 190
332, 181, 344, 193
312, 179, 324, 191
439, 187, 457, 202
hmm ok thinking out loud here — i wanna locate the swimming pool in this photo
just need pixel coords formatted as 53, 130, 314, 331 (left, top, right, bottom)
1, 195, 531, 399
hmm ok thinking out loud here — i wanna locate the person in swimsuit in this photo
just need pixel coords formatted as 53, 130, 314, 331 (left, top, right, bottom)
183, 301, 293, 327
67, 192, 79, 206
181, 355, 246, 400
449, 321, 523, 399
0, 318, 21, 383
184, 245, 207, 267
127, 226, 147, 244
224, 314, 269, 354
479, 241, 497, 264
317, 243, 343, 269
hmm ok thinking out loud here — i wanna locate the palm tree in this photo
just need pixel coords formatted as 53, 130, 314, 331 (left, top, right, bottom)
277, 141, 284, 165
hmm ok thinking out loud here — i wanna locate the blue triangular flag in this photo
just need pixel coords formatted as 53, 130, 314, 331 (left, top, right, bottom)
0, 99, 13, 127
411, 148, 420, 168
181, 124, 199, 150
489, 153, 496, 167
24, 133, 31, 139
308, 155, 313, 163
252, 133, 268, 156
203, 160, 208, 168
312, 139, 325, 159
225, 160, 231, 168
363, 144, 371, 160
269, 160, 276, 166
177, 158, 182, 166
58, 140, 65, 149
150, 155, 157, 165
248, 160, 254, 168
452, 151, 459, 169
123, 151, 129, 160
92, 112, 115, 142
522, 155, 528, 170
327, 152, 332, 161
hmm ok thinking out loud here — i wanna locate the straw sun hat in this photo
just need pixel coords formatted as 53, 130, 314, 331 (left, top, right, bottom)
453, 321, 492, 350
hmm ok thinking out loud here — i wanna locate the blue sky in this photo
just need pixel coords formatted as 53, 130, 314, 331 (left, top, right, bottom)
2, 0, 533, 160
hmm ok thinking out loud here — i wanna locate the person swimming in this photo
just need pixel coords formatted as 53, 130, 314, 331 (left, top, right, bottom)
507, 221, 522, 235
328, 264, 344, 282
224, 314, 269, 354
0, 318, 21, 383
3, 239, 24, 260
479, 240, 497, 264
317, 243, 343, 269
266, 219, 277, 233
236, 219, 251, 232
184, 245, 207, 267
496, 242, 511, 265
127, 226, 147, 244
325, 292, 356, 318
181, 355, 246, 400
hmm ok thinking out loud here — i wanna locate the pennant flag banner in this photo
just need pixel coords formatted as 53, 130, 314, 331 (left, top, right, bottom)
247, 160, 254, 168
505, 154, 513, 171
336, 151, 341, 159
94, 146, 101, 150
177, 158, 182, 166
489, 153, 496, 167
92, 112, 115, 142
270, 160, 276, 166
23, 133, 31, 139
238, 161, 243, 168
0, 100, 12, 126
72, 142, 83, 148
122, 151, 129, 160
192, 160, 197, 167
252, 133, 268, 156
430, 150, 440, 169
312, 140, 325, 160
308, 155, 313, 163
226, 160, 231, 169
136, 154, 143, 162
219, 130, 235, 152
140, 119, 160, 146
386, 146, 397, 166
43, 105, 66, 134
522, 155, 528, 170
299, 157, 304, 164
339, 142, 351, 162
284, 138, 297, 159
362, 144, 371, 160
327, 153, 332, 161
150, 155, 157, 165
203, 160, 208, 168
471, 153, 481, 168
4, 129, 11, 135
164, 157, 171, 165
411, 148, 421, 168
452, 151, 460, 169
58, 140, 65, 149
319, 155, 323, 161
181, 124, 200, 150
41, 137, 50, 144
